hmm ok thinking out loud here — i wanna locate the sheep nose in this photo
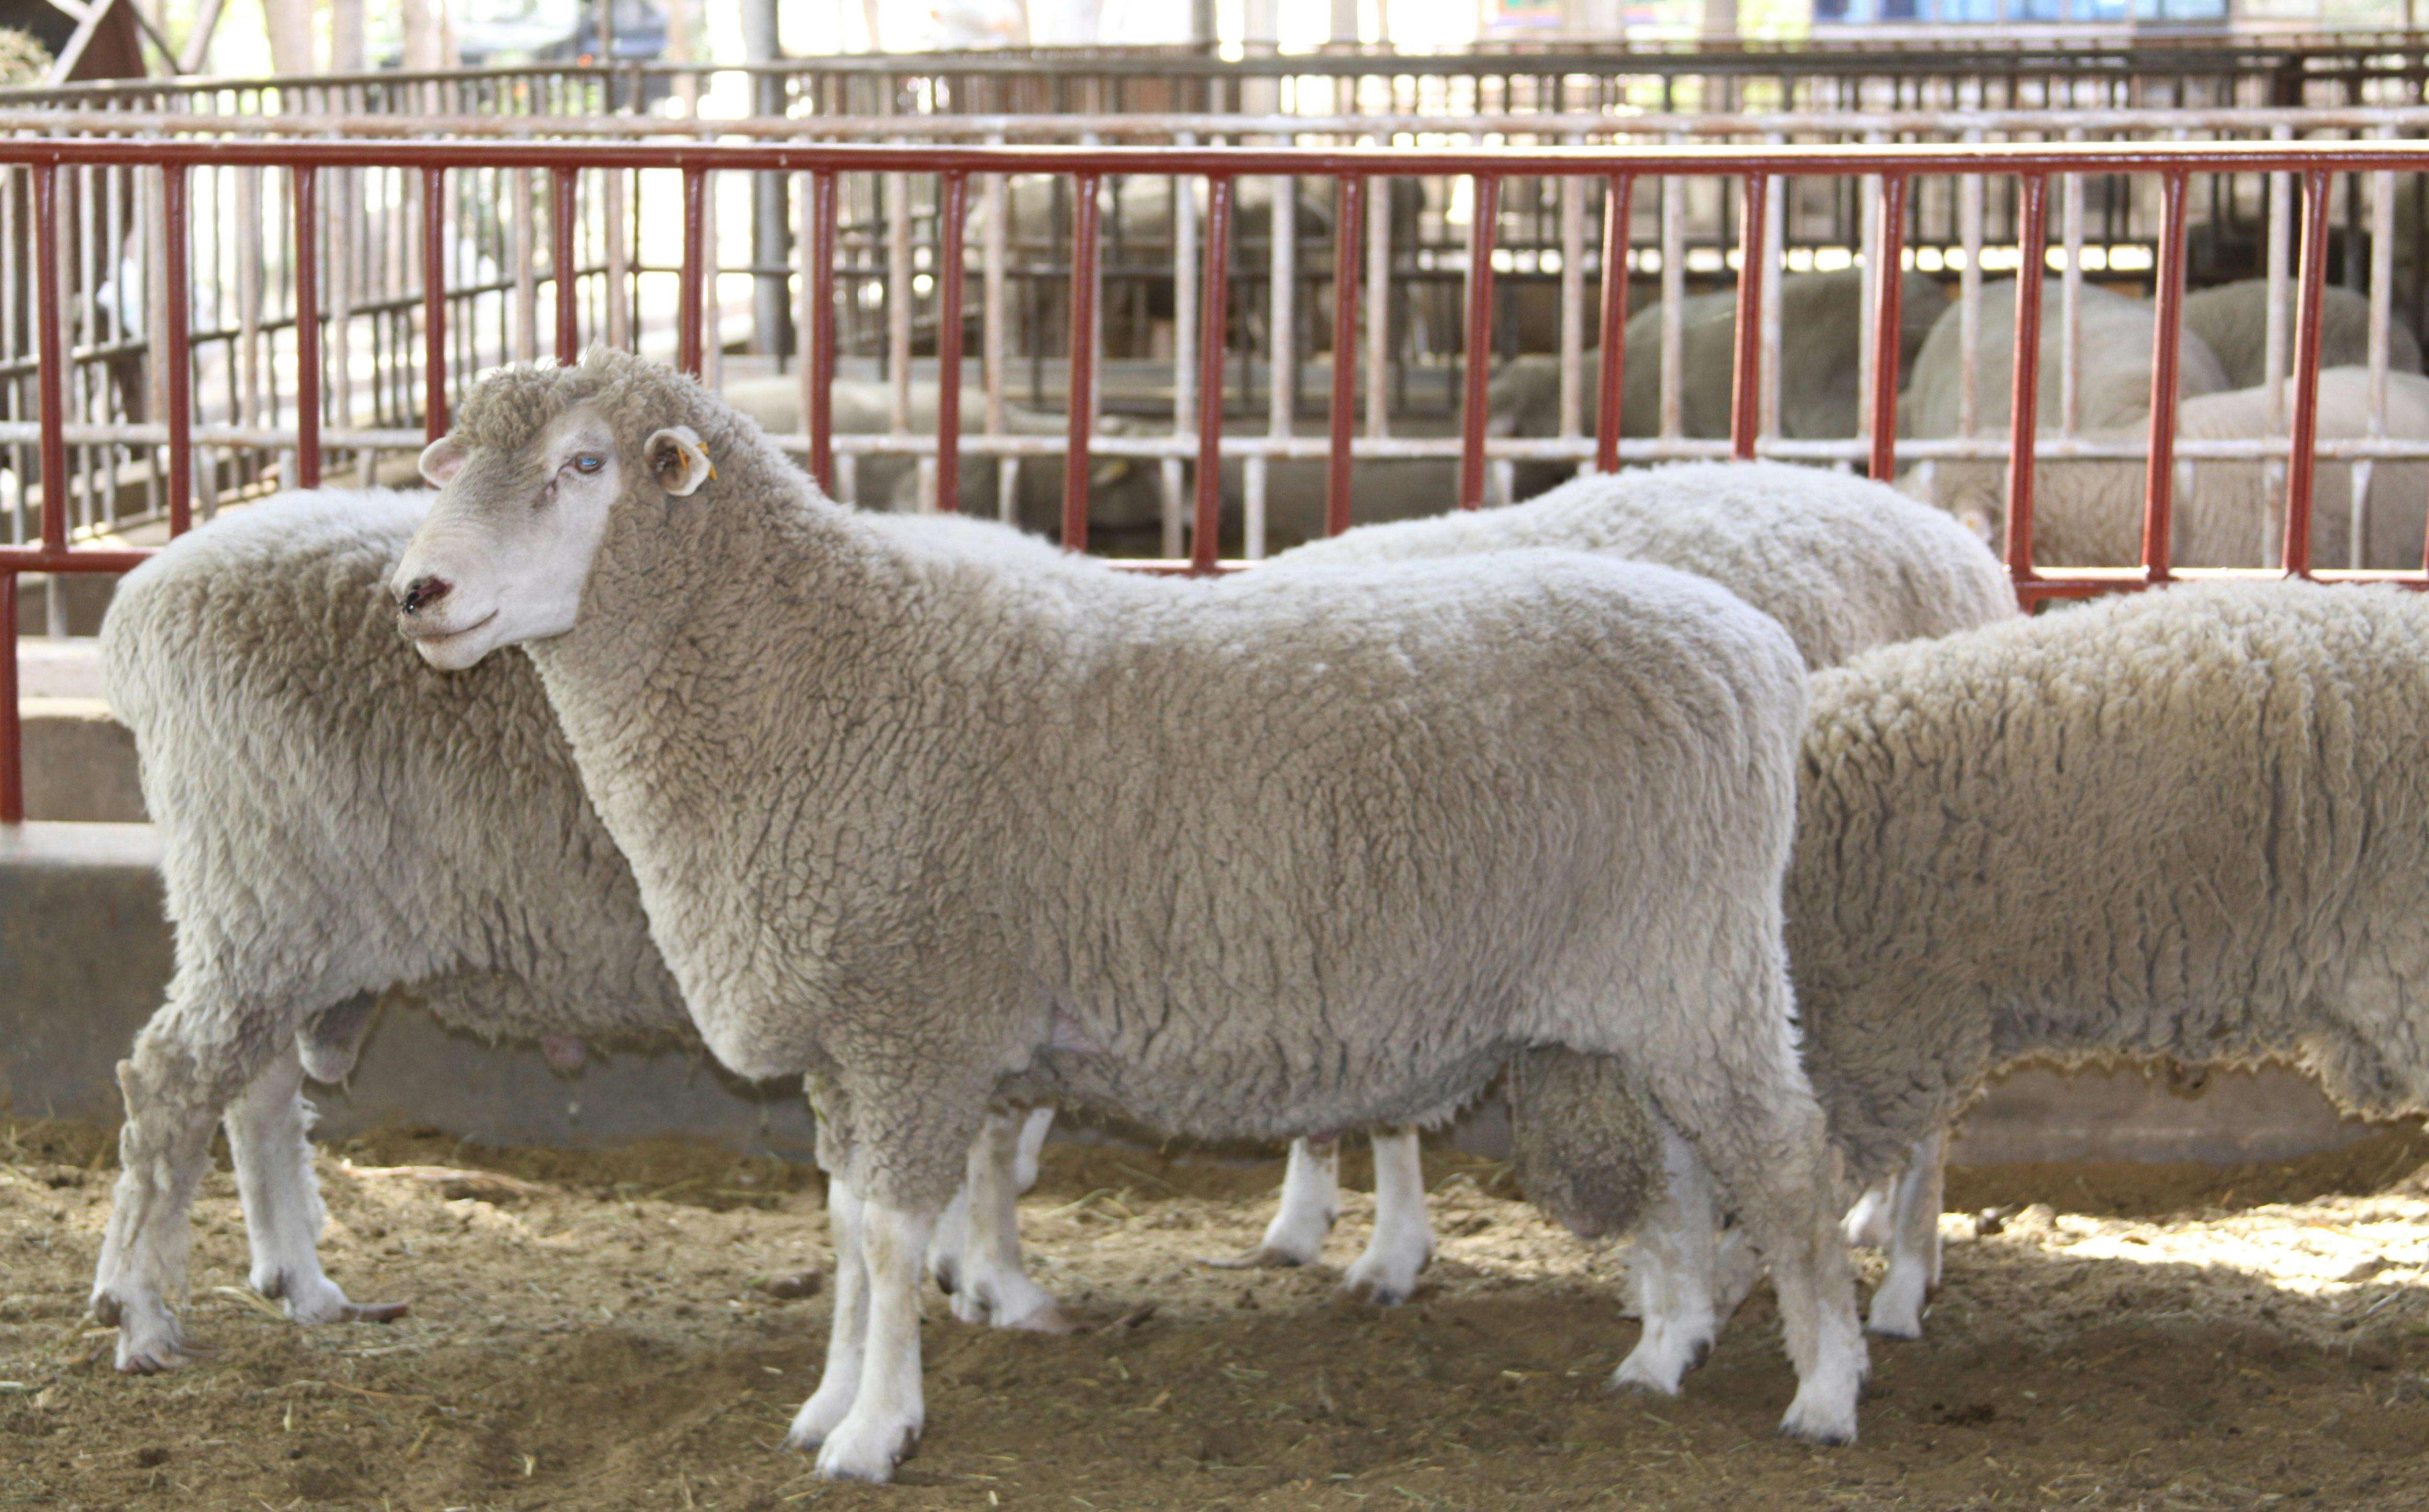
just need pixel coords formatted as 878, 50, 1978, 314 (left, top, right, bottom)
398, 575, 452, 615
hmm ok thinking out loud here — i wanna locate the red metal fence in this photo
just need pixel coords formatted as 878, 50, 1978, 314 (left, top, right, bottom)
3, 134, 2424, 823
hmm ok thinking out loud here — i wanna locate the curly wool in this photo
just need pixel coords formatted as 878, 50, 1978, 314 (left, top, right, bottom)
103, 487, 685, 1063
456, 351, 1818, 1215
1794, 579, 2429, 1183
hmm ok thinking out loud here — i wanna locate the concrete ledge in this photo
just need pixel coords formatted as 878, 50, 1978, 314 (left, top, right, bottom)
0, 818, 2391, 1168
22, 700, 144, 823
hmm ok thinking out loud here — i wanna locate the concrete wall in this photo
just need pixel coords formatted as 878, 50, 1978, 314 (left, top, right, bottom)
0, 818, 2392, 1167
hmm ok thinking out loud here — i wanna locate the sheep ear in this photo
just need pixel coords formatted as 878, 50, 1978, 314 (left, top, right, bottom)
646, 425, 715, 497
418, 437, 466, 488
1955, 504, 1998, 547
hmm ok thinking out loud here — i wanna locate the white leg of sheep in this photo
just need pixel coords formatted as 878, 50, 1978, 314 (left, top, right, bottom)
805, 1190, 938, 1482
1639, 1010, 1869, 1445
791, 1178, 872, 1451
1341, 1126, 1434, 1304
1865, 1130, 1947, 1340
945, 1108, 1071, 1332
90, 988, 305, 1372
1612, 1113, 1726, 1398
1011, 1105, 1054, 1192
1218, 1135, 1340, 1268
1839, 1182, 1896, 1251
226, 1043, 405, 1328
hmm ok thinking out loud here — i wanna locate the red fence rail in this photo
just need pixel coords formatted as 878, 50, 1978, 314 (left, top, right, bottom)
4, 135, 2426, 824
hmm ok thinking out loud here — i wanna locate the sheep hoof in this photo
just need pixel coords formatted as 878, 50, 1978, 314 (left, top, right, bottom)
1777, 1401, 1858, 1448
99, 1294, 194, 1375
993, 1297, 1078, 1335
811, 1409, 920, 1483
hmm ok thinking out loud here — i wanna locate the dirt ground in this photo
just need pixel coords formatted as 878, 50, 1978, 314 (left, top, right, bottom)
8, 1119, 2429, 1511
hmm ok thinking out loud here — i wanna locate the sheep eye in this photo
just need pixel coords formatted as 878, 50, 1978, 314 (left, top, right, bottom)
570, 453, 605, 475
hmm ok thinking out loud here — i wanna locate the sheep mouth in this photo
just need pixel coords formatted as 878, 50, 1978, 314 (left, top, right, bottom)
403, 608, 498, 648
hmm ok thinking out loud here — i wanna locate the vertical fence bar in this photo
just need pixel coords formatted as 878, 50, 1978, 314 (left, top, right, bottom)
553, 166, 579, 362
1729, 172, 1769, 462
1867, 174, 1909, 482
293, 164, 322, 489
1595, 173, 1632, 474
2006, 176, 2050, 581
32, 163, 63, 555
1193, 175, 1234, 572
808, 169, 837, 495
422, 164, 447, 441
1062, 171, 1103, 553
162, 163, 192, 535
2288, 168, 2332, 579
1325, 174, 1364, 539
2140, 172, 2190, 584
1363, 157, 1388, 442
1, 574, 17, 824
935, 171, 968, 516
1458, 174, 1500, 512
678, 167, 708, 377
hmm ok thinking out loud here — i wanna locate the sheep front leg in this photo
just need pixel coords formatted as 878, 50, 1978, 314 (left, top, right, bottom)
789, 1178, 870, 1451
945, 1108, 1069, 1332
225, 1043, 406, 1328
1341, 1127, 1434, 1304
1216, 1136, 1340, 1267
1611, 1113, 1724, 1396
811, 1193, 939, 1483
1866, 1129, 1947, 1340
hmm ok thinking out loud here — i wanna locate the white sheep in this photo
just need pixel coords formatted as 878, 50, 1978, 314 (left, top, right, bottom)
1231, 460, 2019, 1311
2183, 277, 2424, 390
1900, 277, 2232, 442
88, 489, 1066, 1375
392, 350, 1869, 1476
1529, 578, 2429, 1358
1489, 271, 1951, 496
1911, 367, 2429, 570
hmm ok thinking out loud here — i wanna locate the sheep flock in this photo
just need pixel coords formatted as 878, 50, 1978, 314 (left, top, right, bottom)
79, 276, 2429, 1486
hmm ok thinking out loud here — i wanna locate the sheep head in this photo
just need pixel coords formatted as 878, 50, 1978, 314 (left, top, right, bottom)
392, 354, 717, 670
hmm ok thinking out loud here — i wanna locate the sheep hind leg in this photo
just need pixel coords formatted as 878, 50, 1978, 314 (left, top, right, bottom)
1661, 1052, 1867, 1446
225, 1042, 406, 1328
947, 1108, 1070, 1332
1866, 1130, 1947, 1340
813, 1194, 938, 1483
1342, 1127, 1434, 1305
1211, 1135, 1339, 1269
1341, 1133, 1428, 1313
91, 987, 292, 1373
1610, 1112, 1724, 1396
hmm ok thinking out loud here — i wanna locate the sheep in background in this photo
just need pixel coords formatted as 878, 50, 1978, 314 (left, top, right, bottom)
1249, 461, 2013, 1346
1520, 579, 2429, 1357
1900, 278, 2231, 442
1911, 368, 2429, 570
392, 350, 1867, 1476
1490, 270, 1950, 497
715, 375, 1161, 539
88, 490, 1067, 1376
2184, 278, 2423, 389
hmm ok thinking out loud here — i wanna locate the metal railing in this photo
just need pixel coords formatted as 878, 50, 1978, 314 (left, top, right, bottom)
2, 135, 2424, 823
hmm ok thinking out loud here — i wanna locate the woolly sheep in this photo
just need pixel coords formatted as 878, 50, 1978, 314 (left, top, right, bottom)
1246, 461, 2015, 1328
2183, 278, 2424, 390
1526, 579, 2429, 1362
1489, 270, 1951, 497
1909, 368, 2429, 570
391, 350, 1868, 1476
1900, 278, 2231, 441
87, 490, 1066, 1377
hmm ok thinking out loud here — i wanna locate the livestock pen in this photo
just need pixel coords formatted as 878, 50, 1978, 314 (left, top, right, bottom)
2, 133, 2427, 824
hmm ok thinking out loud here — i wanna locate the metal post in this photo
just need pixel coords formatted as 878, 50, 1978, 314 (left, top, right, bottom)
2006, 176, 2049, 581
1458, 174, 1499, 511
1729, 172, 1768, 462
1595, 174, 1632, 474
294, 164, 321, 487
1325, 175, 1363, 539
1868, 174, 1908, 483
1193, 176, 1234, 572
1062, 171, 1102, 552
937, 172, 968, 516
2140, 172, 2190, 584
